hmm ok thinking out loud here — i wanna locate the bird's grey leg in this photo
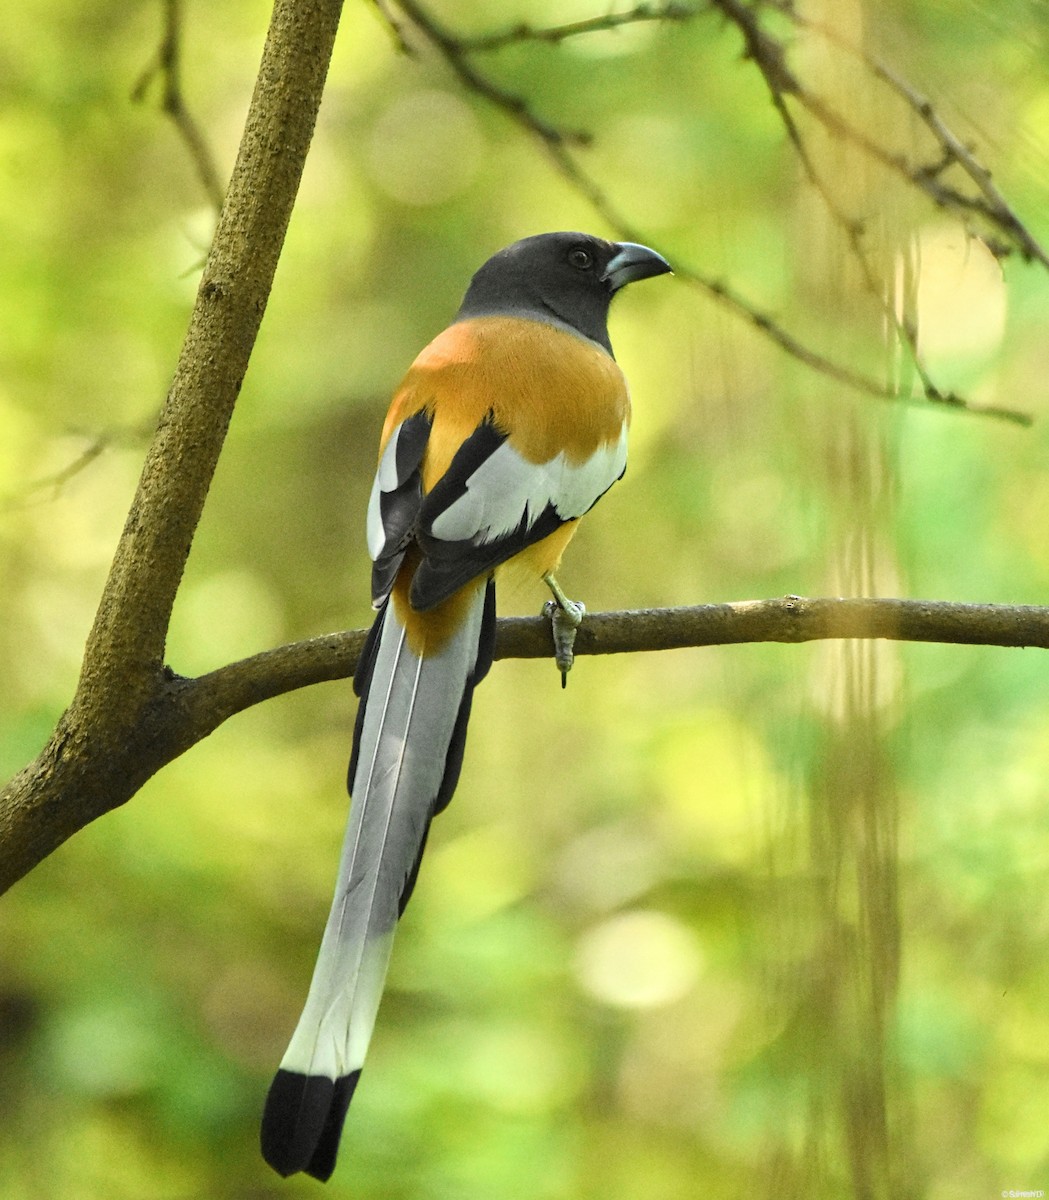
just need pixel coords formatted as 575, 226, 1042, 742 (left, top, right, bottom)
542, 573, 586, 688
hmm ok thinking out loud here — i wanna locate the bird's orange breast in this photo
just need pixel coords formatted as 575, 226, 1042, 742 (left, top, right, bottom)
379, 316, 630, 489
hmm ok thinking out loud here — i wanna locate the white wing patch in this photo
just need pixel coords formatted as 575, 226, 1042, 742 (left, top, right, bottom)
429, 422, 628, 545
366, 422, 408, 560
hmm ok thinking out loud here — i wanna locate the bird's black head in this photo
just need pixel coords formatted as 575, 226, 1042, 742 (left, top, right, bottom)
456, 232, 671, 353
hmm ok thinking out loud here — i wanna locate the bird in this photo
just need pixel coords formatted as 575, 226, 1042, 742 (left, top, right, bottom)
260, 231, 671, 1181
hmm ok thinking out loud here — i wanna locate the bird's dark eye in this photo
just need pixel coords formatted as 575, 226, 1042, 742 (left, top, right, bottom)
567, 247, 593, 270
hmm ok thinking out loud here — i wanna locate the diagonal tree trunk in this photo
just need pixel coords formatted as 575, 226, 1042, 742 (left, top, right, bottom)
0, 0, 345, 895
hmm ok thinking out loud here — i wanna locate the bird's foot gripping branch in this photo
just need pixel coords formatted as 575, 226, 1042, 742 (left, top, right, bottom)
543, 574, 587, 686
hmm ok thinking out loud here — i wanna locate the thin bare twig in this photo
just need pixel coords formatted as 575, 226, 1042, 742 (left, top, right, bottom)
387, 0, 902, 405
384, 0, 1034, 426
762, 0, 1049, 270
458, 2, 706, 52
0, 420, 155, 512
132, 0, 225, 213
392, 0, 1046, 279
719, 12, 1030, 425
367, 0, 414, 54
393, 0, 591, 146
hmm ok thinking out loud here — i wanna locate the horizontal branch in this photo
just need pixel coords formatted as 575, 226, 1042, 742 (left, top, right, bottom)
187, 595, 1049, 732
5, 593, 1043, 895
505, 595, 1049, 654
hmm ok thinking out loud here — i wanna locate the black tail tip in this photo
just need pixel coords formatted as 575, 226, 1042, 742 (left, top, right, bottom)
260, 1068, 361, 1182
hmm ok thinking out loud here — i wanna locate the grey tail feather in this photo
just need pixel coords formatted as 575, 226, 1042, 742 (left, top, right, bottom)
261, 579, 496, 1180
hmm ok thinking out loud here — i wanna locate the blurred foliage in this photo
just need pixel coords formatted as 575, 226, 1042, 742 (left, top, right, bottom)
3, 0, 1049, 1197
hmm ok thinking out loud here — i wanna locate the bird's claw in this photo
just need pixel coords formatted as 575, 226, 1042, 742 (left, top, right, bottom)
543, 595, 586, 688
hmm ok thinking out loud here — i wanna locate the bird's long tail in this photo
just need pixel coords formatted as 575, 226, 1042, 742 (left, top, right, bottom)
261, 578, 496, 1181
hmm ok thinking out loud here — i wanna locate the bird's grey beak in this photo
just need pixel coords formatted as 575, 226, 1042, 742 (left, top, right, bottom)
601, 242, 672, 291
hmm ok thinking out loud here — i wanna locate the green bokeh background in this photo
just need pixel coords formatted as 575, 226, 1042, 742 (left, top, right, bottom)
3, 1, 1049, 1197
